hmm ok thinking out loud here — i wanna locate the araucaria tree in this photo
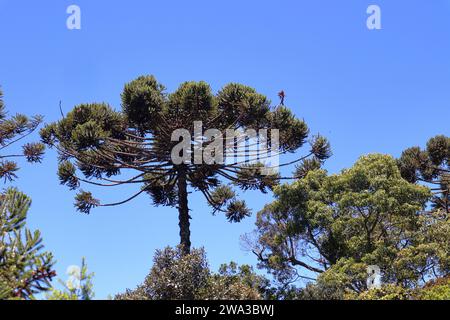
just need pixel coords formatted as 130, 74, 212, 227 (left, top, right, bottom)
0, 87, 45, 181
41, 75, 330, 254
398, 135, 449, 213
0, 188, 56, 299
0, 87, 54, 299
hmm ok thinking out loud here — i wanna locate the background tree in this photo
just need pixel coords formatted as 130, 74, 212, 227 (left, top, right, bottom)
46, 258, 94, 300
0, 86, 45, 182
0, 188, 56, 299
205, 262, 271, 300
246, 154, 449, 298
41, 75, 330, 254
415, 276, 450, 300
350, 276, 450, 300
114, 246, 269, 300
398, 135, 450, 213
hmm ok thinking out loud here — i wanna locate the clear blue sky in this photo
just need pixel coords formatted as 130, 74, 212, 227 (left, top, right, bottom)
0, 0, 449, 298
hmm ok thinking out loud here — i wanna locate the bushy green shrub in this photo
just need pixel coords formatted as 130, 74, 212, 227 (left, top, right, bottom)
115, 246, 268, 300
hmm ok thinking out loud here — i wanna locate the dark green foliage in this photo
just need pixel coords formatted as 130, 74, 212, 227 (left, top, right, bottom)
234, 163, 279, 193
41, 75, 330, 254
398, 135, 450, 213
75, 191, 100, 214
208, 262, 271, 300
0, 188, 56, 299
225, 200, 251, 223
309, 135, 332, 161
209, 185, 236, 213
23, 143, 45, 162
0, 87, 45, 182
116, 246, 210, 300
294, 158, 322, 179
0, 161, 18, 183
353, 276, 450, 300
143, 172, 178, 206
416, 276, 450, 300
350, 284, 413, 300
114, 246, 269, 300
122, 76, 166, 131
269, 106, 308, 152
58, 161, 79, 190
248, 154, 449, 297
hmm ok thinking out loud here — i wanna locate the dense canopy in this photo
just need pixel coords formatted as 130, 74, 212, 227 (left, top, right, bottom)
249, 154, 449, 296
41, 75, 330, 254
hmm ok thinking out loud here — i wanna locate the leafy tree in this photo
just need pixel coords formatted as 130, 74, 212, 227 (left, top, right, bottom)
349, 284, 412, 300
115, 246, 269, 300
46, 258, 95, 300
247, 154, 449, 297
351, 276, 450, 300
398, 135, 450, 213
0, 188, 55, 299
416, 276, 450, 300
41, 75, 330, 254
206, 262, 271, 300
0, 87, 51, 299
0, 87, 45, 182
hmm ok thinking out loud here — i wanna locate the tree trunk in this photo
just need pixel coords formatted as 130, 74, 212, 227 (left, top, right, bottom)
177, 167, 191, 255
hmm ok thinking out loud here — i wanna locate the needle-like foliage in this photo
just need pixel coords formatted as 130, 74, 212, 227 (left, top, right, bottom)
398, 135, 450, 213
41, 75, 330, 254
0, 87, 45, 182
0, 188, 56, 299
